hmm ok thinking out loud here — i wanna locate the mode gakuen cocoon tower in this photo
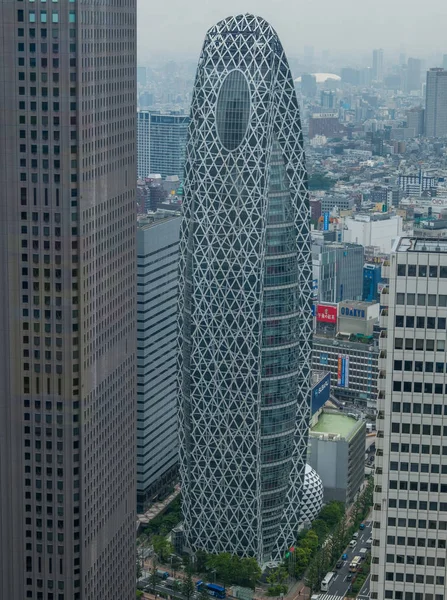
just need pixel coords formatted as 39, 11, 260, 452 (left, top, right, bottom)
178, 14, 312, 563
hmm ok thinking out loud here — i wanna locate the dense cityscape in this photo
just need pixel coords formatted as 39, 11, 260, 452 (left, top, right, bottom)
2, 2, 447, 600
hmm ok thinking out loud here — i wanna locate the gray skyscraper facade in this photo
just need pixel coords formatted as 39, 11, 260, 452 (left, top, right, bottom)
0, 2, 136, 598
425, 68, 447, 138
178, 14, 312, 564
373, 48, 384, 82
137, 215, 181, 512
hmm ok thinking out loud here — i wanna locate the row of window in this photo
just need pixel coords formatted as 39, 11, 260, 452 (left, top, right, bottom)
389, 481, 447, 502
387, 518, 447, 532
386, 552, 446, 565
397, 263, 447, 278
395, 315, 446, 329
382, 591, 443, 600
393, 381, 447, 394
18, 9, 75, 23
393, 359, 447, 373
396, 292, 447, 307
395, 337, 446, 351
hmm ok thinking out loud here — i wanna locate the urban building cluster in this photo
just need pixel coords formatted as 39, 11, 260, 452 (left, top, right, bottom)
2, 2, 447, 599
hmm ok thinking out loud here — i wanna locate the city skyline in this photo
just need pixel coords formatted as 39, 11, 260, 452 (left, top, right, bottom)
137, 0, 447, 61
177, 13, 312, 564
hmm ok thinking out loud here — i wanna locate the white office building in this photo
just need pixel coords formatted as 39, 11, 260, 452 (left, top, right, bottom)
371, 237, 447, 600
343, 213, 403, 254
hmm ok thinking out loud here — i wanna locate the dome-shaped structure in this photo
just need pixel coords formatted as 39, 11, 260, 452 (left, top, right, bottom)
299, 464, 324, 526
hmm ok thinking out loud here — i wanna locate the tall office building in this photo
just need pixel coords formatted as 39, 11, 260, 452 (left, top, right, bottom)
178, 14, 312, 563
425, 68, 447, 138
373, 49, 384, 82
443, 54, 447, 71
137, 110, 189, 180
371, 237, 447, 600
0, 2, 136, 599
406, 58, 422, 93
136, 214, 181, 512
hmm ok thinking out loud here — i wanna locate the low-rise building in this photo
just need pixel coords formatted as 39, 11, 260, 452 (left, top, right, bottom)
312, 334, 379, 409
308, 408, 366, 504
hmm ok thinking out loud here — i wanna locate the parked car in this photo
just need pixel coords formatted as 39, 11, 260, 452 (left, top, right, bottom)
359, 523, 365, 530
346, 573, 353, 581
336, 560, 343, 569
349, 540, 356, 548
342, 553, 348, 560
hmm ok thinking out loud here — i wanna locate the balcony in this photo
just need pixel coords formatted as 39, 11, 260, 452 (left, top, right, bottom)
382, 261, 391, 279
379, 309, 388, 328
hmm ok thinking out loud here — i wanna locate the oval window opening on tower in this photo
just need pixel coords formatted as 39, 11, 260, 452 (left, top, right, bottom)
216, 70, 251, 151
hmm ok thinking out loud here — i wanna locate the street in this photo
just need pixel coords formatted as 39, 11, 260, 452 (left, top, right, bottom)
322, 520, 372, 598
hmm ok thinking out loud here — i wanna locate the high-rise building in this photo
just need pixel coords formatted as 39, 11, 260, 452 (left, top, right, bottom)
301, 73, 317, 97
371, 237, 447, 600
136, 214, 181, 513
137, 66, 147, 86
178, 14, 312, 563
425, 68, 447, 137
321, 90, 336, 109
0, 2, 137, 599
406, 57, 422, 93
406, 106, 425, 136
443, 54, 447, 71
312, 241, 364, 304
137, 110, 189, 180
373, 49, 384, 82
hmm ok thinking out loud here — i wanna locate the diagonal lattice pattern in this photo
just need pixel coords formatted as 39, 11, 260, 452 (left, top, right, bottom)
178, 13, 312, 564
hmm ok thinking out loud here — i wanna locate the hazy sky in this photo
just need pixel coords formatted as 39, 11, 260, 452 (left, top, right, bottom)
138, 0, 447, 63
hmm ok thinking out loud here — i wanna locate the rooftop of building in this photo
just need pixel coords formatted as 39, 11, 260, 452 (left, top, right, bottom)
310, 408, 364, 441
137, 212, 181, 230
313, 334, 377, 351
394, 236, 447, 253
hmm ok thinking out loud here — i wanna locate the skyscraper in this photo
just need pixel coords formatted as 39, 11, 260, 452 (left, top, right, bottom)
0, 1, 136, 598
371, 237, 447, 600
373, 49, 384, 82
425, 68, 447, 137
137, 110, 189, 180
178, 14, 312, 563
137, 214, 181, 512
406, 57, 422, 93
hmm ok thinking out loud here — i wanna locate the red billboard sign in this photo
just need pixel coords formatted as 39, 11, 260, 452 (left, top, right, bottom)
316, 304, 337, 323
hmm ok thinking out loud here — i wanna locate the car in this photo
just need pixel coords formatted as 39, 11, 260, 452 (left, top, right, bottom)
359, 523, 365, 530
336, 560, 343, 569
346, 573, 353, 581
349, 540, 356, 548
366, 538, 372, 547
342, 553, 348, 560
353, 532, 359, 539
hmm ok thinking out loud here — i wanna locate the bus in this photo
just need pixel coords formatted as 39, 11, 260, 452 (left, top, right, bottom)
156, 570, 170, 580
349, 556, 361, 572
321, 571, 336, 592
196, 581, 226, 599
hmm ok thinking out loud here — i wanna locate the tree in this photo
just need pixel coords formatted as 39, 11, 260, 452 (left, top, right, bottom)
294, 546, 312, 577
149, 562, 158, 594
152, 535, 174, 562
195, 549, 208, 574
301, 529, 319, 554
311, 519, 329, 545
206, 553, 234, 588
136, 558, 143, 579
267, 567, 288, 597
239, 557, 261, 590
136, 591, 144, 598
182, 566, 196, 600
318, 502, 344, 529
